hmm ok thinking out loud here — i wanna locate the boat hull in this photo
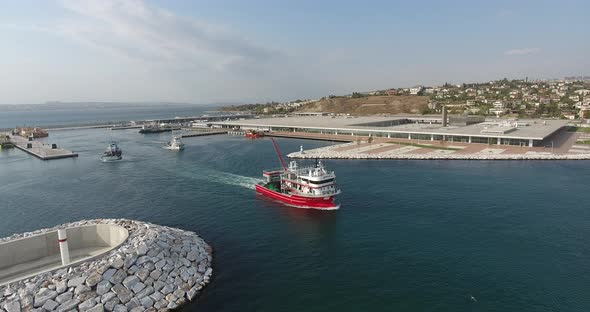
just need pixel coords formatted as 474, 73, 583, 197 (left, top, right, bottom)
100, 155, 122, 162
255, 184, 339, 210
163, 145, 184, 150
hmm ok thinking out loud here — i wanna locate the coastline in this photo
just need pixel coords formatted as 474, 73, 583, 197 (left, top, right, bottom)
287, 141, 590, 160
288, 151, 590, 160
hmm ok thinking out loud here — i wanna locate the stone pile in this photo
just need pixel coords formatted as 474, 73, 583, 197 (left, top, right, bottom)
288, 146, 590, 160
0, 219, 213, 312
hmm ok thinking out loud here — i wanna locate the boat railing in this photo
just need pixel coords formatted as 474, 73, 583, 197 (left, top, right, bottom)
288, 166, 334, 177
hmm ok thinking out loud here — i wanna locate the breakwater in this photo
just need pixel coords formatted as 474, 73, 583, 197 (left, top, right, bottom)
0, 219, 212, 312
288, 142, 590, 160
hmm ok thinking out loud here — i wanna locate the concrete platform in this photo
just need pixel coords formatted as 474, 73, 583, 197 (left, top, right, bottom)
0, 247, 111, 286
9, 135, 78, 160
0, 224, 128, 286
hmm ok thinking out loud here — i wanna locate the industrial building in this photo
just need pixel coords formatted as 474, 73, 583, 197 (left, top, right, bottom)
210, 115, 569, 147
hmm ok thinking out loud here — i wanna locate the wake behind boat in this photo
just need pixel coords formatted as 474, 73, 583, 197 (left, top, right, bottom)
164, 136, 185, 150
100, 142, 122, 162
255, 139, 341, 210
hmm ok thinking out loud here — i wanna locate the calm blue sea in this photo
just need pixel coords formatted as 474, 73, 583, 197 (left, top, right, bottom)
0, 104, 218, 129
1, 126, 589, 311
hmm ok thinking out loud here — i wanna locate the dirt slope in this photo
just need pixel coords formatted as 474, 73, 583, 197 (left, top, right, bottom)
298, 95, 428, 115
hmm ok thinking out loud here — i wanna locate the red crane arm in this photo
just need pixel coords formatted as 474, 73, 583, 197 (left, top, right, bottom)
270, 138, 287, 171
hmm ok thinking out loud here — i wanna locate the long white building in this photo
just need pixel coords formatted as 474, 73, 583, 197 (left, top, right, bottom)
211, 115, 568, 147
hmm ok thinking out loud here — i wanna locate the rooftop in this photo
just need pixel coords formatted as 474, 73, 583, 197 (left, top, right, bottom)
212, 115, 568, 140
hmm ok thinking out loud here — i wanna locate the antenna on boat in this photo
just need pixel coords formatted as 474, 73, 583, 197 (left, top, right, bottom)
270, 138, 287, 171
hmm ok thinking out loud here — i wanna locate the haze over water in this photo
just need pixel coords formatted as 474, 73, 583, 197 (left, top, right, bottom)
0, 103, 218, 129
1, 118, 589, 311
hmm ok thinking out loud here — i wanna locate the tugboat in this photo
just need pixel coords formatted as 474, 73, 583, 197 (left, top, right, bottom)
164, 136, 185, 151
255, 138, 340, 210
100, 142, 122, 162
245, 129, 264, 139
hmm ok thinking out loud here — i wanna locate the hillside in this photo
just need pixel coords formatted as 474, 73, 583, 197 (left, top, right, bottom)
297, 95, 429, 115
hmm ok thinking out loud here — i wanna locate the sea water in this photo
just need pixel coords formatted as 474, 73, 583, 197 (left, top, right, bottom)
1, 128, 589, 311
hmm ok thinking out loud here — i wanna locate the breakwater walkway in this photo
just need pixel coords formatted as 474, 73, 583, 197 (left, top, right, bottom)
9, 135, 78, 160
288, 140, 590, 160
0, 219, 213, 312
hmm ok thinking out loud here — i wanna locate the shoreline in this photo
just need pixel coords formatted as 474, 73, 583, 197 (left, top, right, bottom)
288, 151, 590, 160
287, 141, 590, 160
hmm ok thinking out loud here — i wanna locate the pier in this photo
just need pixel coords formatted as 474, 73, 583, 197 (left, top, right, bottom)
181, 130, 227, 138
9, 135, 78, 160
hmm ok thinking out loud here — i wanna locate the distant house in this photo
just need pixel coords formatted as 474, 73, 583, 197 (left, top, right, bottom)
489, 102, 506, 116
575, 89, 590, 96
409, 86, 424, 95
386, 89, 397, 95
563, 112, 576, 120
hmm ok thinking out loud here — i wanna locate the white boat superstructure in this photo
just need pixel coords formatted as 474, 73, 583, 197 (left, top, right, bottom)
280, 160, 340, 197
100, 142, 122, 162
164, 136, 185, 150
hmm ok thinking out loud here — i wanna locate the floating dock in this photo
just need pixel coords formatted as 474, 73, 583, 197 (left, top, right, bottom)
9, 135, 78, 160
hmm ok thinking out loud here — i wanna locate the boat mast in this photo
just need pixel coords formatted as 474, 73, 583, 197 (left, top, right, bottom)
270, 138, 287, 171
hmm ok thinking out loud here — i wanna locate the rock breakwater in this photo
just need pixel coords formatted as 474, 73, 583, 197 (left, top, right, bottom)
0, 219, 212, 312
290, 143, 590, 160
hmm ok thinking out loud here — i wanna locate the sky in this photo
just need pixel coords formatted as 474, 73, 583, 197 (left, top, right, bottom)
0, 0, 588, 104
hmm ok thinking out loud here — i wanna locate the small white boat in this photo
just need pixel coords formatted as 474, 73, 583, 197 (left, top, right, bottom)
100, 142, 122, 162
164, 136, 185, 151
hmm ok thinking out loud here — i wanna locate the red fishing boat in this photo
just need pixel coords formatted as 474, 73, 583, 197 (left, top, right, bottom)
255, 138, 341, 210
245, 129, 264, 139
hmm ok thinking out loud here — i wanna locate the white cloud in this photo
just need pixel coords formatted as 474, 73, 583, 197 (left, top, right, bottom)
55, 0, 279, 71
504, 48, 540, 56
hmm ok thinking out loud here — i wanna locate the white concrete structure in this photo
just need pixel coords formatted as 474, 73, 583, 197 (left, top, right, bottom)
0, 224, 128, 286
0, 219, 213, 311
57, 229, 70, 266
211, 115, 568, 147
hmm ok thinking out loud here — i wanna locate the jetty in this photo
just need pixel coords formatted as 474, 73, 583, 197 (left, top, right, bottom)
288, 139, 590, 160
9, 135, 78, 160
181, 130, 227, 138
110, 125, 142, 130
0, 219, 213, 311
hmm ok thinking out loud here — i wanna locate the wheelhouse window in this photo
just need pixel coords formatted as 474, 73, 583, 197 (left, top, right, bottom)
307, 178, 334, 185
